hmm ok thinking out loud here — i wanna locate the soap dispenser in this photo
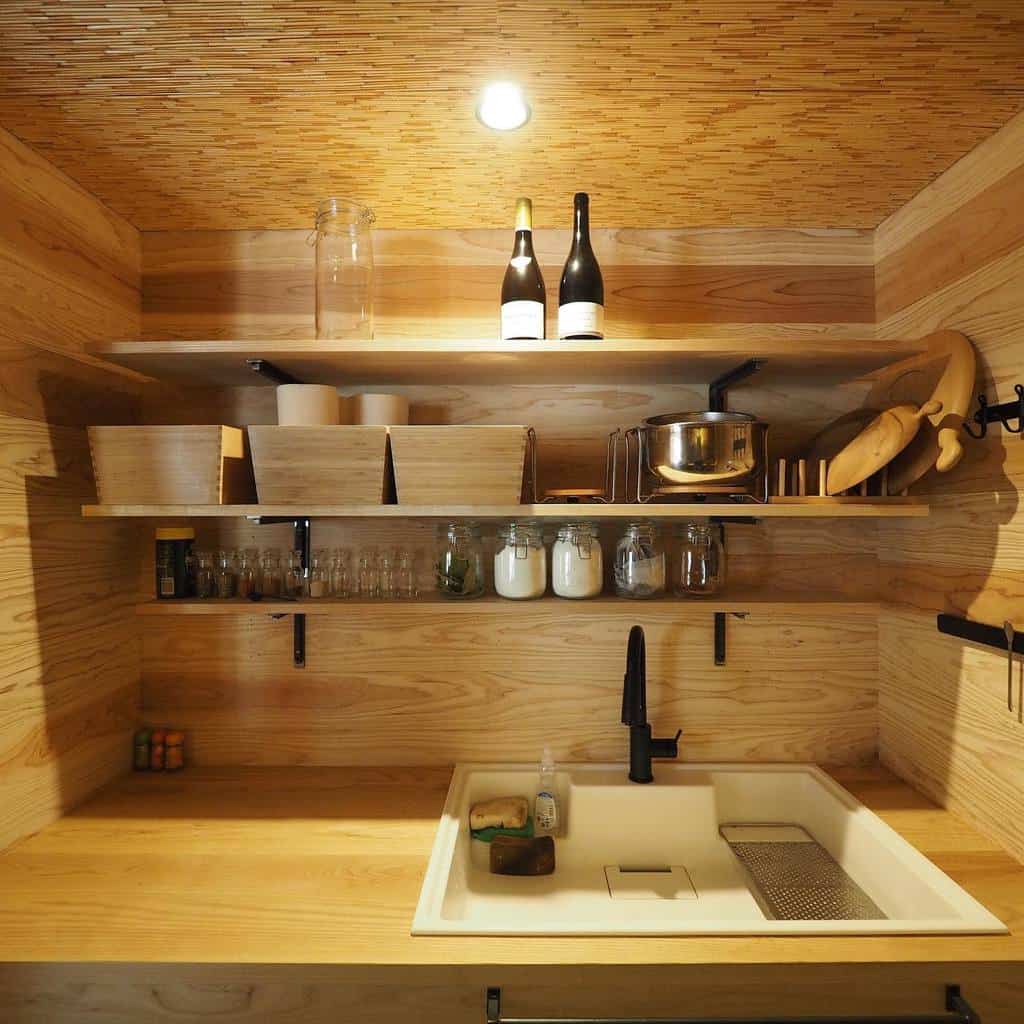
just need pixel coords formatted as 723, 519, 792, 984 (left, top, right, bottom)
534, 746, 563, 837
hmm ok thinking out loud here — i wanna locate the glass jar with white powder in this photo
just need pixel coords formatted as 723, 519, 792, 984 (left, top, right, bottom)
552, 522, 603, 599
494, 521, 546, 600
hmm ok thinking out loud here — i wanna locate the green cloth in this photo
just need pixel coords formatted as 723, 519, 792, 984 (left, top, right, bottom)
470, 816, 535, 843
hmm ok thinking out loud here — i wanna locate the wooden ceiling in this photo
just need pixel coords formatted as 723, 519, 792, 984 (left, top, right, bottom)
1, 1, 1022, 231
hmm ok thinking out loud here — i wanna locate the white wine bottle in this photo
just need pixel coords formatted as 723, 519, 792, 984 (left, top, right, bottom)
557, 192, 604, 339
500, 197, 546, 340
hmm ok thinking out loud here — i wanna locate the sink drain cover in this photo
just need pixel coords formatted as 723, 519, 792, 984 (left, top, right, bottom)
720, 824, 885, 921
604, 865, 697, 900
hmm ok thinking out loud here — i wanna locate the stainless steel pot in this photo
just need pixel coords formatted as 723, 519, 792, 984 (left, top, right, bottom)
638, 411, 767, 486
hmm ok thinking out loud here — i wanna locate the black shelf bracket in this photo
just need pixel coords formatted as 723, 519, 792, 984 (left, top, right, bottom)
713, 610, 748, 666
937, 613, 1024, 654
708, 359, 765, 413
255, 515, 311, 667
963, 383, 1024, 439
246, 358, 304, 386
485, 983, 979, 1024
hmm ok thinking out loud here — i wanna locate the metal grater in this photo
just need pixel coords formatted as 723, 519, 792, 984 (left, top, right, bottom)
720, 824, 886, 921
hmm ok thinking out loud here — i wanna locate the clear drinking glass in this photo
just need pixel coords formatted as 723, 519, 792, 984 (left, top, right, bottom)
313, 197, 375, 340
358, 548, 380, 599
676, 522, 726, 596
614, 522, 665, 599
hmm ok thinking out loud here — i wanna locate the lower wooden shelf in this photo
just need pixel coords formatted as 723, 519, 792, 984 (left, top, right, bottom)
136, 593, 878, 615
85, 500, 928, 520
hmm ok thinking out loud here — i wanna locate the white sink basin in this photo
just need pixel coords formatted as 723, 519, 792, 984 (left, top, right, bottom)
412, 763, 1006, 936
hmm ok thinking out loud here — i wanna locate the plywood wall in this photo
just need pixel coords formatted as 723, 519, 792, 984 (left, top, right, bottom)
0, 125, 142, 850
874, 110, 1024, 861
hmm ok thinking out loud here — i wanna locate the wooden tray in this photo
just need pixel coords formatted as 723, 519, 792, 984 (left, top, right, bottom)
388, 425, 529, 505
248, 425, 389, 504
88, 425, 255, 505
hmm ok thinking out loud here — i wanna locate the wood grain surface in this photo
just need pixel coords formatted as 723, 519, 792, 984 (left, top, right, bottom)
1, 3, 1022, 230
0, 763, 1021, 972
0, 125, 142, 852
139, 228, 875, 342
874, 107, 1024, 862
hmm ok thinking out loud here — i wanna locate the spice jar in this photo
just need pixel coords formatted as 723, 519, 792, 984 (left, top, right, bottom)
260, 548, 283, 597
194, 550, 217, 599
552, 522, 603, 599
494, 522, 546, 600
285, 549, 306, 597
154, 527, 195, 599
216, 549, 238, 599
330, 548, 352, 597
676, 522, 726, 596
614, 522, 666, 599
149, 729, 167, 771
436, 523, 485, 599
308, 549, 330, 598
237, 547, 260, 598
165, 731, 185, 772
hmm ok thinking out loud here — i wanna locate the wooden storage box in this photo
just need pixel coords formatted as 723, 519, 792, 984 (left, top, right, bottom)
389, 425, 529, 505
248, 425, 389, 504
87, 425, 255, 504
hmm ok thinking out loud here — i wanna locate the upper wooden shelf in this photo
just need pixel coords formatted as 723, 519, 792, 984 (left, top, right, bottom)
89, 337, 922, 388
82, 500, 928, 520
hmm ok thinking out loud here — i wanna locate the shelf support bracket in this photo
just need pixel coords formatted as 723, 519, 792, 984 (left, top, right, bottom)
255, 515, 311, 667
713, 610, 748, 666
246, 358, 304, 386
708, 359, 765, 413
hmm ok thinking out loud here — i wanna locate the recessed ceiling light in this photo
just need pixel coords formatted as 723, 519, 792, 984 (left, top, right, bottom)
476, 81, 531, 131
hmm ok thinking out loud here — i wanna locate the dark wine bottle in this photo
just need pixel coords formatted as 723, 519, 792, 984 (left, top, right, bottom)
558, 192, 604, 339
500, 197, 546, 340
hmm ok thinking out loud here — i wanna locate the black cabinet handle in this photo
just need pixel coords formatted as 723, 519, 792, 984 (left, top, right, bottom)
485, 985, 980, 1024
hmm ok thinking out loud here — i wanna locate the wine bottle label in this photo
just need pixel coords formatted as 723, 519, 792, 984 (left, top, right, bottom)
501, 300, 545, 340
558, 301, 604, 339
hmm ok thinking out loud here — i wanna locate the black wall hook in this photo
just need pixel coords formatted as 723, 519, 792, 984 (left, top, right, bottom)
963, 383, 1024, 439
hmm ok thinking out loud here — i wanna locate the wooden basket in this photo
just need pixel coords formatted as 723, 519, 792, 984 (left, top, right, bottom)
248, 425, 389, 504
389, 425, 529, 505
87, 425, 255, 505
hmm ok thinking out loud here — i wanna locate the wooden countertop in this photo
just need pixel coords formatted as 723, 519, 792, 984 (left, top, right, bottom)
0, 764, 1020, 966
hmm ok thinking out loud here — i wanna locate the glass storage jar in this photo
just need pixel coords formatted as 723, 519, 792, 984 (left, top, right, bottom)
551, 522, 603, 599
614, 522, 665, 599
436, 523, 485, 599
237, 547, 260, 598
313, 197, 375, 340
259, 548, 283, 597
308, 549, 331, 598
676, 522, 726, 596
194, 550, 217, 599
494, 521, 546, 600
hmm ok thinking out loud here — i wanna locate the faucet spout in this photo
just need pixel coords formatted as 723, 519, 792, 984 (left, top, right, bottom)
621, 625, 682, 784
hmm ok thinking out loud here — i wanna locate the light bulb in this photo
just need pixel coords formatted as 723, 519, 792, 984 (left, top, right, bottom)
476, 81, 531, 131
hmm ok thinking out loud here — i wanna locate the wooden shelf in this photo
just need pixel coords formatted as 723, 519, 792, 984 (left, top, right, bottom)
136, 593, 877, 616
82, 500, 928, 519
88, 336, 922, 387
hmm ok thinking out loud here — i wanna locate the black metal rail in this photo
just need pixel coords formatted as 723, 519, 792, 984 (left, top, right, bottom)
485, 985, 980, 1024
937, 613, 1024, 654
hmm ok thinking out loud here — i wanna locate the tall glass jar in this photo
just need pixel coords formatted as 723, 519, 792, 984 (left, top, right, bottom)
313, 197, 375, 340
552, 522, 603, 599
237, 547, 260, 598
676, 522, 726, 596
436, 523, 485, 599
614, 522, 665, 599
260, 548, 283, 598
494, 522, 546, 600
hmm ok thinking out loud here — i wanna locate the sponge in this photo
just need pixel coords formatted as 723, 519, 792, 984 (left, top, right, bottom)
471, 817, 535, 844
469, 795, 529, 831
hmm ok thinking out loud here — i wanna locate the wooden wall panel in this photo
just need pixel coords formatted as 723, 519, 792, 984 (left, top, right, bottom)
142, 606, 878, 767
875, 108, 1024, 861
141, 227, 874, 341
0, 124, 142, 851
